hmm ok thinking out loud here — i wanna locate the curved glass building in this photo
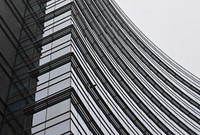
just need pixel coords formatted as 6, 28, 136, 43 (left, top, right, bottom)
0, 0, 200, 135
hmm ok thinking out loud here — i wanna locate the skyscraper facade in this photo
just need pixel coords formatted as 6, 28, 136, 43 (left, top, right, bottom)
0, 0, 46, 134
0, 0, 200, 135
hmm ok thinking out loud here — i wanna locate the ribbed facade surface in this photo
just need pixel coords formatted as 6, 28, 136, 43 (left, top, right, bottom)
1, 0, 200, 135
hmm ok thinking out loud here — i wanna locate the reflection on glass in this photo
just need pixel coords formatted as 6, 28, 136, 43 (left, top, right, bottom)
32, 0, 73, 134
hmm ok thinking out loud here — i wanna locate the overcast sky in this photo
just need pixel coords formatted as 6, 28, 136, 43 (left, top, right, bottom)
115, 0, 200, 78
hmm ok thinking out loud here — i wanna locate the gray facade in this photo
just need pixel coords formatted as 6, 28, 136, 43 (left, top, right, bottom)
1, 0, 200, 135
0, 0, 45, 134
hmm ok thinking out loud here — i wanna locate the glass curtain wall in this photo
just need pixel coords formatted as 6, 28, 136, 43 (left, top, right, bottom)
32, 0, 73, 134
31, 0, 120, 134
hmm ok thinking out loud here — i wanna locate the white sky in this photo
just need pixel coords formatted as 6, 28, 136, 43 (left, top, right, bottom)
115, 0, 200, 78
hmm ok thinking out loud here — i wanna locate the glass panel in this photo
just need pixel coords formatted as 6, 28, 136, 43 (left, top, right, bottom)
50, 63, 71, 79
33, 110, 46, 126
45, 120, 71, 135
49, 78, 71, 95
32, 110, 46, 135
45, 99, 71, 134
47, 99, 71, 119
